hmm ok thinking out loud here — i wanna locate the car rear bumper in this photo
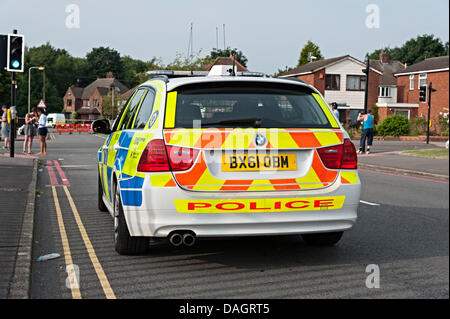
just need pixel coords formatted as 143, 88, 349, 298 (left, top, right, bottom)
120, 172, 361, 238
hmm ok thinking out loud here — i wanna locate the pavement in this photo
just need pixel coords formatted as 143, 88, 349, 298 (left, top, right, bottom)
0, 135, 449, 299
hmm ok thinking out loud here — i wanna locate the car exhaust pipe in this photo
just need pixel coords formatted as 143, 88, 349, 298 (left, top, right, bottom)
169, 232, 183, 247
182, 233, 196, 247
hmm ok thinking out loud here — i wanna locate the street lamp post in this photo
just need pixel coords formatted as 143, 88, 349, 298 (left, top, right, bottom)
28, 66, 45, 114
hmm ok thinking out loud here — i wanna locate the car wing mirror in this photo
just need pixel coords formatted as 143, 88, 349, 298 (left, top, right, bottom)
92, 119, 112, 134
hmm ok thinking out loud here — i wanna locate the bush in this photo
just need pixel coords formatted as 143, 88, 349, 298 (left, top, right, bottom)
409, 116, 427, 136
372, 104, 379, 124
376, 115, 410, 137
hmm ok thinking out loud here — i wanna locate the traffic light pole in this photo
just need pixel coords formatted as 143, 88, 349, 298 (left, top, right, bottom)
9, 29, 17, 158
426, 82, 433, 145
363, 57, 370, 114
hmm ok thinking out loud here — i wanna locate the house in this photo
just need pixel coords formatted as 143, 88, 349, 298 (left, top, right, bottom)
62, 72, 129, 120
278, 55, 383, 125
370, 52, 420, 122
394, 56, 449, 133
204, 55, 249, 72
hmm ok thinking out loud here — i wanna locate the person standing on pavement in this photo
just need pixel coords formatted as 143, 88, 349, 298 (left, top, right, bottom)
357, 110, 374, 154
332, 103, 340, 121
36, 108, 48, 156
1, 105, 10, 150
23, 108, 38, 154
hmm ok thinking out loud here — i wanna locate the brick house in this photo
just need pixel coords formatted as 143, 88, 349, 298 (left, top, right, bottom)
62, 73, 128, 120
394, 56, 449, 133
370, 52, 419, 123
278, 55, 382, 125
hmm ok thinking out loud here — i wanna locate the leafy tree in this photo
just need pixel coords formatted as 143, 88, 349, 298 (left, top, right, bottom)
298, 41, 324, 67
367, 34, 448, 65
209, 47, 248, 67
166, 51, 213, 71
121, 56, 163, 88
86, 47, 124, 81
102, 91, 125, 119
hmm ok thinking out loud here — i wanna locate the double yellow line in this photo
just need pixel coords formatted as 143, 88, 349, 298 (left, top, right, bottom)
51, 185, 116, 299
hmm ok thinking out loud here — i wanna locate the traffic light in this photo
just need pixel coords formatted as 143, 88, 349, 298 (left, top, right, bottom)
419, 86, 427, 102
6, 34, 24, 72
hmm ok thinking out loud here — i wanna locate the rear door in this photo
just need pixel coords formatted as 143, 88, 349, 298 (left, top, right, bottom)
163, 81, 343, 192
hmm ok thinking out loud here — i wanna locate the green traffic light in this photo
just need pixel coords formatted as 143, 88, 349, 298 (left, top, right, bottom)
12, 60, 20, 68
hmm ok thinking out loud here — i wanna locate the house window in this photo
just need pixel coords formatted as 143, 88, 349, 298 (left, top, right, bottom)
87, 100, 90, 107
346, 75, 366, 91
93, 99, 99, 107
395, 109, 410, 119
325, 74, 340, 90
378, 86, 391, 97
409, 75, 414, 90
418, 73, 427, 89
67, 99, 72, 107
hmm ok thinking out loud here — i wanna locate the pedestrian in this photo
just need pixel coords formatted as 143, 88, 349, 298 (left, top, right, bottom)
36, 108, 48, 156
357, 110, 374, 154
1, 105, 10, 150
23, 108, 38, 154
332, 103, 340, 121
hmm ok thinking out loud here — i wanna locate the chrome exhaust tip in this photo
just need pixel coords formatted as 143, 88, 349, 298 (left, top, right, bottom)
182, 233, 196, 247
169, 233, 183, 247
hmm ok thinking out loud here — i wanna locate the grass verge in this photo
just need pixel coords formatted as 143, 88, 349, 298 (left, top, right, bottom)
401, 148, 449, 159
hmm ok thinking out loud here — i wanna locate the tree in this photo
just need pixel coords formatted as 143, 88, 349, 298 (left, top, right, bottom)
102, 91, 125, 119
297, 41, 324, 67
209, 47, 248, 67
367, 34, 447, 65
86, 47, 124, 81
166, 51, 213, 71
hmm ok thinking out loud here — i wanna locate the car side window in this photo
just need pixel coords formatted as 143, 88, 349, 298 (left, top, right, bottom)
132, 89, 156, 129
118, 89, 145, 131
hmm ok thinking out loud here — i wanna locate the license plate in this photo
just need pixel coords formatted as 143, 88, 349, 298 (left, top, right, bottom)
221, 154, 297, 171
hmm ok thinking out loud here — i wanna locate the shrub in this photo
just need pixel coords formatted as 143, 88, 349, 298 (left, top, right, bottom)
376, 115, 410, 137
409, 116, 427, 136
372, 104, 379, 124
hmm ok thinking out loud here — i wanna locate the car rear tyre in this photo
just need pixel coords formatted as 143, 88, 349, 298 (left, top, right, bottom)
113, 181, 149, 255
301, 231, 344, 246
98, 173, 108, 212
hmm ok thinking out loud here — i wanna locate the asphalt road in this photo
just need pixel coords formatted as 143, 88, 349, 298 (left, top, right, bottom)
30, 134, 449, 299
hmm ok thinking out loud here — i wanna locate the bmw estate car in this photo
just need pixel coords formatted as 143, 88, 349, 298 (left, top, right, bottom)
93, 66, 361, 255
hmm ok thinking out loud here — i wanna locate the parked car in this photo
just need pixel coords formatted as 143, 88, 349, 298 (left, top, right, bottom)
93, 66, 361, 255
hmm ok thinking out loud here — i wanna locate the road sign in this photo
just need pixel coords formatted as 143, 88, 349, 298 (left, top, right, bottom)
37, 99, 46, 108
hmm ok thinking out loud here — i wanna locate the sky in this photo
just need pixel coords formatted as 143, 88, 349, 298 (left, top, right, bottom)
1, 0, 449, 74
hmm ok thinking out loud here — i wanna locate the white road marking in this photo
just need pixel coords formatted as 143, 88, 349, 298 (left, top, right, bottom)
360, 200, 380, 206
60, 165, 96, 168
93, 134, 107, 139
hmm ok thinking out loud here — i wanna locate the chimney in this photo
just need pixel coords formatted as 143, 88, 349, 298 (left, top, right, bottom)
106, 72, 114, 78
379, 51, 389, 64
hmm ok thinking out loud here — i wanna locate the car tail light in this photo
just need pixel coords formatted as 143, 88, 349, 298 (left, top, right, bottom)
137, 139, 199, 172
166, 145, 199, 171
317, 143, 343, 169
317, 139, 357, 170
137, 139, 170, 172
341, 139, 358, 169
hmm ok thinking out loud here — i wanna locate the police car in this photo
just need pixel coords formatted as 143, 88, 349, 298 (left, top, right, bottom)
93, 65, 360, 255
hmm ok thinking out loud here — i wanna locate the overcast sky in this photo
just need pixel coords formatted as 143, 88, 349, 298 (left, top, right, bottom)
1, 0, 449, 74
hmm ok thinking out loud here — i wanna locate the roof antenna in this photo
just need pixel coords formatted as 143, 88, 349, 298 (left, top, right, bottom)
231, 52, 236, 76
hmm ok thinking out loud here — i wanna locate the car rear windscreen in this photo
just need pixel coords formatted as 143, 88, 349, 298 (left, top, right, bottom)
171, 82, 333, 129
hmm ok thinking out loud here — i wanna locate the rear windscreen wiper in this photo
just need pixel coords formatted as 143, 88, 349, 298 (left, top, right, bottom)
201, 118, 262, 128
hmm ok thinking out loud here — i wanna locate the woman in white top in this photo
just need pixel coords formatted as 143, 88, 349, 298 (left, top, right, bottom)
37, 108, 47, 156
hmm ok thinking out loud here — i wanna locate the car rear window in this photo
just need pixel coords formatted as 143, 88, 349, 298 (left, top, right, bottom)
169, 82, 333, 129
